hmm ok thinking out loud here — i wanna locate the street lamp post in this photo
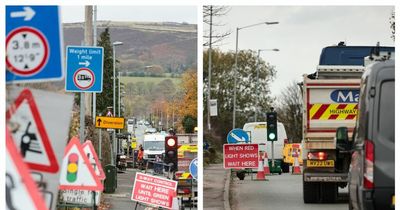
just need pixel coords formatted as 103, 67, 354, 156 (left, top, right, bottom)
233, 21, 278, 129
254, 48, 279, 122
112, 41, 123, 165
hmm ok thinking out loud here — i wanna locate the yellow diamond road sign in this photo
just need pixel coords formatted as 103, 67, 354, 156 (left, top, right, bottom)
95, 116, 125, 129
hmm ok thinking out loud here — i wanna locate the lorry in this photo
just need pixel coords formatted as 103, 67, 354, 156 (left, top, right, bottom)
301, 42, 394, 203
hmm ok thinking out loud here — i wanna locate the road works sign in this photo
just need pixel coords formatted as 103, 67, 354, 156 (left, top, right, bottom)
6, 6, 63, 83
65, 46, 104, 92
59, 137, 103, 191
95, 116, 125, 129
227, 128, 249, 143
6, 128, 48, 210
6, 88, 59, 173
131, 172, 178, 209
223, 144, 259, 169
82, 140, 106, 180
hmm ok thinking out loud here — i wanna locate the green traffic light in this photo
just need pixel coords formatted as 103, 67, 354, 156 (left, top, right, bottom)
269, 133, 276, 140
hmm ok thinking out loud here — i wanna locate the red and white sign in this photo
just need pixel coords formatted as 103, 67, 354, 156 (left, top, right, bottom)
223, 144, 259, 169
6, 26, 49, 76
6, 128, 48, 210
73, 68, 95, 90
131, 172, 178, 209
6, 88, 59, 173
59, 137, 103, 191
82, 140, 106, 180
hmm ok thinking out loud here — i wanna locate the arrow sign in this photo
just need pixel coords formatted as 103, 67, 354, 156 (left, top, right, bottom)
227, 128, 249, 144
79, 60, 90, 67
97, 118, 102, 127
10, 6, 36, 21
230, 132, 246, 142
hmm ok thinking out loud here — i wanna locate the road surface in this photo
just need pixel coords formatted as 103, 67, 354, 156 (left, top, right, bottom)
204, 164, 229, 210
230, 173, 348, 210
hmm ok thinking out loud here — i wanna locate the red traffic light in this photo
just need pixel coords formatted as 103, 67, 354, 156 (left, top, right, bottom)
167, 138, 176, 147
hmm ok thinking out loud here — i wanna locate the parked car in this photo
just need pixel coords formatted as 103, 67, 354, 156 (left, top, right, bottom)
346, 59, 394, 209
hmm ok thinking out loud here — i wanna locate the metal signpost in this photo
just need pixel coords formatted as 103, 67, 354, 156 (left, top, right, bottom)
227, 128, 250, 144
6, 6, 63, 83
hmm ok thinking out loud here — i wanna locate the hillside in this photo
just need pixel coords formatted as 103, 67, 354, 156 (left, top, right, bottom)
63, 21, 197, 74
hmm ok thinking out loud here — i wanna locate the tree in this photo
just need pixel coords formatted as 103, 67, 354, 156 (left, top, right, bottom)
203, 49, 276, 145
96, 28, 116, 115
177, 69, 197, 119
274, 81, 303, 142
203, 6, 231, 47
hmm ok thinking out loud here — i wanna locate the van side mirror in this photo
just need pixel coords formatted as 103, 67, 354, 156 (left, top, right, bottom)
336, 127, 352, 151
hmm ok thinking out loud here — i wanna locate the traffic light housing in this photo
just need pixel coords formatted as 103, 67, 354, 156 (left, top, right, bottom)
266, 111, 278, 141
164, 135, 178, 172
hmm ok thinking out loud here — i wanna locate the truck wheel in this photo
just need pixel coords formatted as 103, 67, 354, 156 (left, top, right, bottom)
237, 171, 246, 180
321, 182, 337, 203
303, 180, 320, 203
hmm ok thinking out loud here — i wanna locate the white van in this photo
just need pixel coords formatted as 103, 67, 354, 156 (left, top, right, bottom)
143, 134, 166, 161
243, 122, 288, 169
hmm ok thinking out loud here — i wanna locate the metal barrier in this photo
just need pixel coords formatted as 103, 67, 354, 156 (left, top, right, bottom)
144, 160, 173, 179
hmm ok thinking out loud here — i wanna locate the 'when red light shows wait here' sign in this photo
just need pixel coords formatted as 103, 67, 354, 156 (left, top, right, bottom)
223, 144, 259, 169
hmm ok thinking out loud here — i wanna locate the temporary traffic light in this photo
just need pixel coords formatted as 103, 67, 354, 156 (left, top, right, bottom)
266, 111, 278, 141
164, 135, 178, 172
67, 153, 79, 182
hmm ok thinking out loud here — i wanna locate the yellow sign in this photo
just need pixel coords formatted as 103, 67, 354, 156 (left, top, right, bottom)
309, 103, 358, 120
95, 116, 125, 129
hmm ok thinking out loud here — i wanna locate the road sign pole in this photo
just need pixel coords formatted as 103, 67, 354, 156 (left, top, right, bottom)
80, 92, 85, 143
271, 141, 275, 167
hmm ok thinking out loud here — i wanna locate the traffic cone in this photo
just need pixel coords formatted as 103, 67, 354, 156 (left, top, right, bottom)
256, 153, 266, 180
292, 157, 302, 175
263, 152, 271, 175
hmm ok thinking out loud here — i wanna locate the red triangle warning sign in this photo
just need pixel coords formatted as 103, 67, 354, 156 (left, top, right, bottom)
82, 140, 106, 180
59, 137, 104, 191
6, 128, 48, 210
6, 88, 59, 173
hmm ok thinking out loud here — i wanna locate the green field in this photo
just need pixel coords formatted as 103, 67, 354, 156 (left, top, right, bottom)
121, 76, 182, 86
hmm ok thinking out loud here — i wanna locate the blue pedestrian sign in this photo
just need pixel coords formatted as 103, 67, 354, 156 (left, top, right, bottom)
6, 6, 63, 84
227, 128, 249, 143
189, 158, 198, 180
65, 46, 104, 92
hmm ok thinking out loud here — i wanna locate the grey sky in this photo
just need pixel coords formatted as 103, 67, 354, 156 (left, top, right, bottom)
210, 6, 394, 97
62, 6, 197, 24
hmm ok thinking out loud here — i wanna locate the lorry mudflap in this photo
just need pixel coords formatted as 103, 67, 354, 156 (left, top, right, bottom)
304, 173, 348, 182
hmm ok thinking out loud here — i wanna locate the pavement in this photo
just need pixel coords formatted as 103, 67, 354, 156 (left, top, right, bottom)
230, 173, 348, 210
103, 168, 146, 210
203, 164, 229, 210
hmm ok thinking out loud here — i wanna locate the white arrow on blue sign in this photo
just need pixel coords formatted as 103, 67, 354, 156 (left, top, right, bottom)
227, 128, 249, 144
6, 6, 63, 84
189, 158, 198, 180
65, 46, 104, 93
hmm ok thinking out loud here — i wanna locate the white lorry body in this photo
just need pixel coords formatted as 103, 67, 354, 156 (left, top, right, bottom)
143, 134, 166, 161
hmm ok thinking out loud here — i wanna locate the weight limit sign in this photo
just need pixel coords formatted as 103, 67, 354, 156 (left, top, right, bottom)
6, 26, 49, 76
73, 68, 95, 90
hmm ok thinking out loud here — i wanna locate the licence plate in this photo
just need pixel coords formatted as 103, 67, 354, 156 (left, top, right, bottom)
307, 160, 334, 167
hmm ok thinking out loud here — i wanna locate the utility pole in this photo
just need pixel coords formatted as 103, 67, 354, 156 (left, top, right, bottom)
207, 6, 212, 131
84, 6, 93, 117
92, 5, 97, 123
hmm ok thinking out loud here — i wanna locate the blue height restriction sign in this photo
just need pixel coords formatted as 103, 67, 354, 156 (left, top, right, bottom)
6, 6, 63, 83
65, 46, 104, 93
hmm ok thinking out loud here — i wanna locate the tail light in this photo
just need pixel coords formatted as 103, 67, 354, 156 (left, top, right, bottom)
364, 139, 374, 189
307, 152, 328, 160
284, 139, 289, 144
